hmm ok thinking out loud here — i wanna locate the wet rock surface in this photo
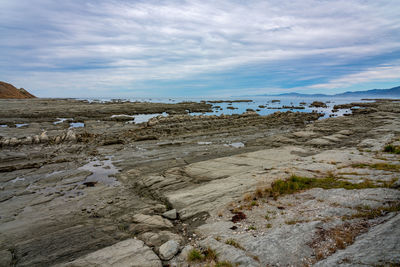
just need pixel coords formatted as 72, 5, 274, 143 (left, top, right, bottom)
0, 99, 399, 266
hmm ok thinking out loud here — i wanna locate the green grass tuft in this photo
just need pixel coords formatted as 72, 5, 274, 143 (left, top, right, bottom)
203, 247, 218, 262
352, 163, 400, 172
225, 239, 244, 250
267, 175, 380, 199
187, 249, 204, 262
248, 225, 257, 230
215, 261, 234, 267
383, 144, 400, 154
343, 204, 400, 220
250, 200, 258, 206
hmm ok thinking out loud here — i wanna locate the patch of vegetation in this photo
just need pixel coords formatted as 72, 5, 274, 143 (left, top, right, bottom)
117, 222, 130, 232
266, 223, 272, 228
243, 193, 253, 202
225, 239, 244, 250
343, 203, 400, 220
188, 247, 235, 267
255, 187, 264, 198
352, 163, 400, 172
383, 144, 400, 154
215, 261, 234, 267
266, 175, 380, 199
251, 255, 260, 262
187, 249, 204, 262
285, 219, 309, 225
250, 200, 258, 207
377, 177, 399, 187
9, 247, 18, 266
231, 211, 246, 223
311, 222, 368, 263
203, 247, 218, 262
248, 225, 256, 230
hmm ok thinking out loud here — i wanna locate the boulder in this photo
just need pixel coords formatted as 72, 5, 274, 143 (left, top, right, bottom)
33, 135, 40, 144
9, 138, 19, 146
40, 132, 49, 142
55, 136, 62, 144
1, 138, 10, 146
139, 231, 182, 248
23, 136, 33, 145
66, 130, 76, 142
159, 240, 179, 260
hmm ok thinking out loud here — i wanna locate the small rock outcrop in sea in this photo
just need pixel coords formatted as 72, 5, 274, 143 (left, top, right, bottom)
309, 101, 327, 108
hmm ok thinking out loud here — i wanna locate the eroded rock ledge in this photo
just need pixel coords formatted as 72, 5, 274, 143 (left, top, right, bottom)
0, 99, 399, 266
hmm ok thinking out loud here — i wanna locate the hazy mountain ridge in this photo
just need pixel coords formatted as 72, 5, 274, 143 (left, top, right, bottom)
266, 85, 400, 97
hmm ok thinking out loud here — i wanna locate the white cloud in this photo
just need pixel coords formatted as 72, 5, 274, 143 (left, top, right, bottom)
0, 0, 400, 96
308, 64, 400, 90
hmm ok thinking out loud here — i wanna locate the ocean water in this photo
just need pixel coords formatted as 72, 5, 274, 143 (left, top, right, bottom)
81, 95, 373, 120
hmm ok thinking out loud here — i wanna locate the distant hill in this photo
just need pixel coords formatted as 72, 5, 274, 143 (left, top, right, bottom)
334, 86, 400, 97
257, 85, 400, 97
0, 81, 36, 99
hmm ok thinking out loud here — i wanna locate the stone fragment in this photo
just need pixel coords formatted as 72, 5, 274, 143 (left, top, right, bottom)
23, 136, 33, 145
307, 138, 332, 146
1, 138, 10, 146
33, 135, 40, 143
292, 131, 317, 138
55, 136, 61, 144
40, 132, 49, 142
162, 209, 177, 220
9, 138, 19, 146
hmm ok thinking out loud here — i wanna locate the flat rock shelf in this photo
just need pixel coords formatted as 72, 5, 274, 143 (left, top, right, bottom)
0, 98, 399, 266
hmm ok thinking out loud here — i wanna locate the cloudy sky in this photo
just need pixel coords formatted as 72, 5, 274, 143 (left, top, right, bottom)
1, 0, 400, 97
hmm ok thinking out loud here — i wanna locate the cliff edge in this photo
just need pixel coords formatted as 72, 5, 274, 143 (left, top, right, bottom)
0, 81, 36, 99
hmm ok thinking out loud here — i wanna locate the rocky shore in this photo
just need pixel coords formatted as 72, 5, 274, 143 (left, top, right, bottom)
0, 98, 399, 266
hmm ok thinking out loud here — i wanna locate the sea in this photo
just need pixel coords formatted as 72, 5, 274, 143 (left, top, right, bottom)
78, 95, 376, 122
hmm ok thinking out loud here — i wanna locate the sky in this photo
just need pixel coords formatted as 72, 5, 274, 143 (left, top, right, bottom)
1, 0, 400, 98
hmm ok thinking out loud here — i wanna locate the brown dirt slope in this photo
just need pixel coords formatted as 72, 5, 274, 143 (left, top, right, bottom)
0, 81, 36, 99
